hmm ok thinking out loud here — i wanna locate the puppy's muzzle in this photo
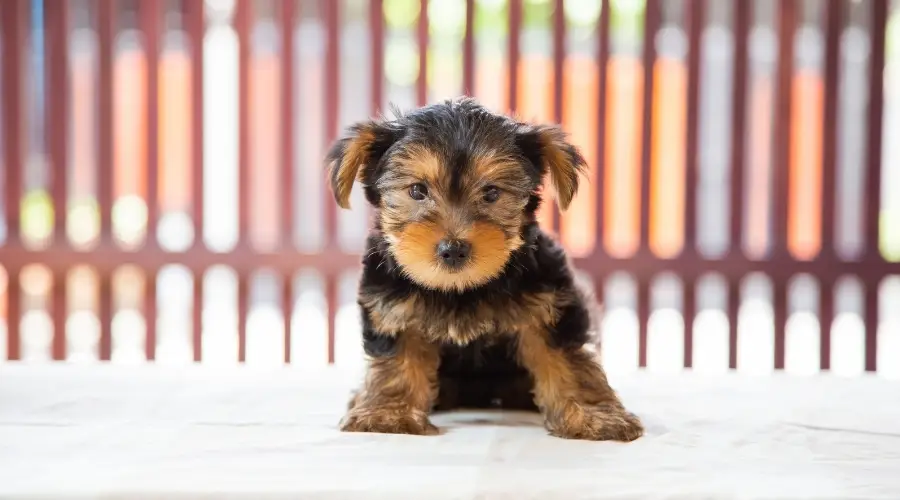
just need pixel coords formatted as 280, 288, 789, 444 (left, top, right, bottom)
437, 239, 471, 269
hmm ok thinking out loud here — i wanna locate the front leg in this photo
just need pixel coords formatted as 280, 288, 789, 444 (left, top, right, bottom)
340, 330, 440, 436
516, 324, 643, 442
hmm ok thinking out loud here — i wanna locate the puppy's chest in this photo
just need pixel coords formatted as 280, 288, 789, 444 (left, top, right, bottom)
362, 290, 557, 345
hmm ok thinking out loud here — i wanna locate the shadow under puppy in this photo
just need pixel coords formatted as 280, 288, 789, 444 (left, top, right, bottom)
326, 97, 642, 441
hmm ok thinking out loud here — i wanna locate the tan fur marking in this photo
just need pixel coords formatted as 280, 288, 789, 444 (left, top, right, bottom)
331, 126, 377, 209
536, 127, 579, 211
394, 145, 442, 185
515, 325, 643, 442
341, 331, 440, 435
470, 152, 522, 182
364, 296, 418, 335
391, 220, 513, 293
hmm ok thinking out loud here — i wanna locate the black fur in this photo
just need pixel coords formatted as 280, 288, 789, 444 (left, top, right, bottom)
340, 98, 592, 411
359, 222, 590, 411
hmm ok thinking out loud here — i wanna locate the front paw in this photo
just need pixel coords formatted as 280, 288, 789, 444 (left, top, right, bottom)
545, 402, 644, 442
339, 405, 439, 436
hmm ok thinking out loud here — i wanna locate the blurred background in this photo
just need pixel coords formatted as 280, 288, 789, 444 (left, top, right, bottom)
1, 0, 899, 378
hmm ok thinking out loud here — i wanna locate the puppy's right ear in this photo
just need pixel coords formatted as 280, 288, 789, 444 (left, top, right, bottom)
325, 120, 404, 209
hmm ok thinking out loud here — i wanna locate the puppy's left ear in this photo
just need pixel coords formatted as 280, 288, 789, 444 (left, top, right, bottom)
326, 119, 404, 209
516, 124, 587, 211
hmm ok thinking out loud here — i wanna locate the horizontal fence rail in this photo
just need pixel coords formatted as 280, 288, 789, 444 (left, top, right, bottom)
0, 0, 898, 375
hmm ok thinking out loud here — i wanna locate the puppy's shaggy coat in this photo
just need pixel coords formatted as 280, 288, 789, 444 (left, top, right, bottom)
326, 98, 642, 441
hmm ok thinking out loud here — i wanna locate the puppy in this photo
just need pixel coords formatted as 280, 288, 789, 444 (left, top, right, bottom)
326, 98, 642, 441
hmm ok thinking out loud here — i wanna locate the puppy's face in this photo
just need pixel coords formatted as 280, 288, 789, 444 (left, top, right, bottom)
326, 98, 585, 292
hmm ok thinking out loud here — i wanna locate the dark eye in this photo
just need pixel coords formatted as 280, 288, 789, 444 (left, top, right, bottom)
409, 183, 428, 201
482, 186, 500, 203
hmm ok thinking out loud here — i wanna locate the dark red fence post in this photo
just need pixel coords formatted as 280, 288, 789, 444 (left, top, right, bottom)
1, 0, 25, 361
235, 0, 251, 362
682, 0, 706, 368
819, 0, 845, 371
45, 0, 70, 361
507, 0, 521, 113
637, 0, 660, 368
591, 0, 610, 265
280, 0, 297, 364
371, 0, 385, 114
97, 0, 116, 361
141, 0, 162, 361
416, 0, 428, 107
462, 0, 474, 95
187, 0, 206, 362
864, 0, 889, 372
323, 0, 341, 364
771, 0, 798, 371
727, 0, 751, 370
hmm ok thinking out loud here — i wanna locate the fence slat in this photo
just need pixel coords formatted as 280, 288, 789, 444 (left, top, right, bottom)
46, 0, 69, 245
820, 0, 842, 259
282, 274, 292, 364
323, 0, 339, 249
189, 0, 205, 248
281, 0, 296, 250
729, 0, 749, 255
325, 274, 339, 364
145, 272, 157, 360
638, 0, 660, 253
507, 0, 521, 113
7, 270, 21, 360
236, 0, 251, 247
863, 0, 888, 372
591, 0, 610, 261
818, 0, 844, 372
681, 0, 705, 368
865, 280, 878, 372
2, 0, 24, 245
463, 0, 474, 95
96, 0, 116, 361
683, 0, 704, 252
727, 278, 739, 369
98, 274, 113, 360
193, 274, 203, 361
771, 0, 798, 370
142, 0, 160, 250
773, 278, 787, 370
552, 0, 564, 125
45, 2, 70, 361
237, 275, 248, 362
97, 0, 115, 245
772, 0, 796, 258
417, 0, 429, 106
865, 0, 887, 258
51, 271, 66, 360
637, 278, 650, 368
280, 0, 296, 365
819, 280, 833, 370
550, 0, 565, 234
371, 0, 385, 113
683, 279, 695, 368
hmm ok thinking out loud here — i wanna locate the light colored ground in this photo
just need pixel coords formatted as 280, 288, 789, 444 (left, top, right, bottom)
1, 364, 899, 499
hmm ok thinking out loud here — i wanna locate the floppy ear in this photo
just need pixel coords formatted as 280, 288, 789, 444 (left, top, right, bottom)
515, 124, 587, 211
325, 120, 404, 209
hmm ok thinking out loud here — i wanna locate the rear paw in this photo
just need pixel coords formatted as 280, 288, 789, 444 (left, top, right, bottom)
546, 402, 643, 442
339, 405, 439, 436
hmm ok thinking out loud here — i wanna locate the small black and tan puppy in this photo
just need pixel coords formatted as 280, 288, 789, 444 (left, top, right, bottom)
326, 97, 642, 441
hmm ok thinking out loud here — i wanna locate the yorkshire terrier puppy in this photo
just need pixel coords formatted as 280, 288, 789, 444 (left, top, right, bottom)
326, 98, 642, 441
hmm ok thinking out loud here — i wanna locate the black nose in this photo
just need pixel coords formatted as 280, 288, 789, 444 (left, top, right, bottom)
437, 239, 471, 269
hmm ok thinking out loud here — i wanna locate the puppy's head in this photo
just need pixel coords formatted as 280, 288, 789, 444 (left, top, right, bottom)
326, 98, 586, 292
